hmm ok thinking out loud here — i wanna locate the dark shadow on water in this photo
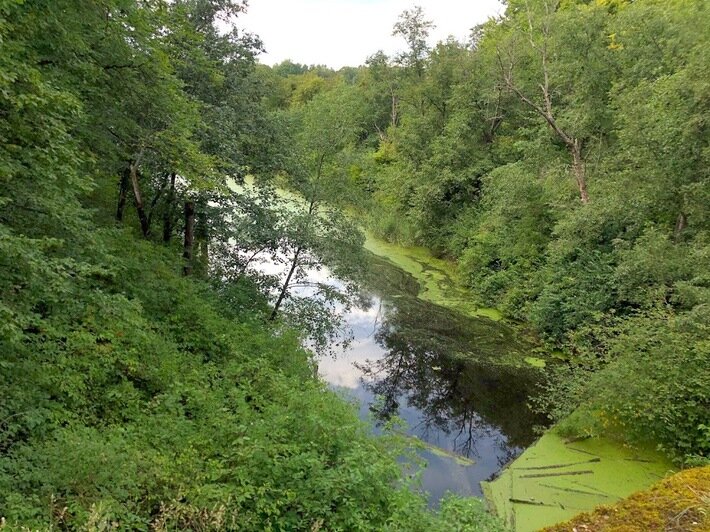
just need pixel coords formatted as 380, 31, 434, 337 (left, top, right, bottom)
327, 253, 548, 501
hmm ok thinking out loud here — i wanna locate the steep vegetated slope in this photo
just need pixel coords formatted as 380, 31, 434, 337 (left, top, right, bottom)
0, 226, 500, 529
264, 0, 709, 466
0, 1, 503, 529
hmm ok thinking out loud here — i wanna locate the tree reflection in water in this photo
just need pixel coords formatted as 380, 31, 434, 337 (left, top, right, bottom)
355, 257, 548, 461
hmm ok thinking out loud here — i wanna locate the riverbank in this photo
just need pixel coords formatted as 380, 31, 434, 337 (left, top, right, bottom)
482, 431, 674, 531
247, 176, 684, 529
361, 233, 679, 530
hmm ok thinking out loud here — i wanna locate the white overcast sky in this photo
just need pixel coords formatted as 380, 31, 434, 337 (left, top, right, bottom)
237, 0, 505, 69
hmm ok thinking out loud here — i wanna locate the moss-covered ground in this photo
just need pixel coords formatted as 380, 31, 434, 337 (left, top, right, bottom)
543, 466, 710, 531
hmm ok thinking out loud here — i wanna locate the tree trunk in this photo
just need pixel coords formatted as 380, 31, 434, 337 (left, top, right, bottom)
674, 211, 687, 242
163, 172, 177, 243
194, 204, 209, 277
182, 201, 195, 276
570, 140, 589, 205
129, 161, 150, 237
483, 116, 502, 144
116, 167, 130, 222
269, 247, 301, 321
390, 90, 398, 128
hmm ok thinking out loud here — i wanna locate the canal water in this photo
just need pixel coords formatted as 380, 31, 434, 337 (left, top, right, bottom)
234, 179, 546, 504
307, 244, 546, 504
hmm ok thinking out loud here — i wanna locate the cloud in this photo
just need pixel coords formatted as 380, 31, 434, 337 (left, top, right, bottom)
238, 0, 504, 68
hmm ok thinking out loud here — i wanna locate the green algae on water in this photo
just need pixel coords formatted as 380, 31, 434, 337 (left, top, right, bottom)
393, 430, 477, 467
364, 234, 504, 322
481, 431, 674, 532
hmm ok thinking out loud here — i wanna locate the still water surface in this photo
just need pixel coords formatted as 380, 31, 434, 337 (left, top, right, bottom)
310, 247, 546, 503
234, 179, 546, 499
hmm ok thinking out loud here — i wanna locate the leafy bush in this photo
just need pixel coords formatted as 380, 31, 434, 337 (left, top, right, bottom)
546, 310, 710, 463
0, 229, 502, 530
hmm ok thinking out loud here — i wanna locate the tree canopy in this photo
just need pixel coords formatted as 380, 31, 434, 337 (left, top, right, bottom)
264, 0, 709, 464
0, 1, 506, 528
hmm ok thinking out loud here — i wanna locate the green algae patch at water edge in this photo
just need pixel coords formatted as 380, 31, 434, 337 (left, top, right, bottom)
363, 234, 503, 322
481, 432, 674, 532
393, 430, 477, 467
472, 307, 505, 321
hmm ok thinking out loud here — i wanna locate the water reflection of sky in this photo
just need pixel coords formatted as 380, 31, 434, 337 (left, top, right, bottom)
317, 278, 540, 502
318, 301, 380, 388
258, 246, 542, 504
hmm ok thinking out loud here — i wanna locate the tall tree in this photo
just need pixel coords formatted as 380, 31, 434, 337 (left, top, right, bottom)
496, 0, 613, 204
392, 5, 435, 80
269, 85, 368, 322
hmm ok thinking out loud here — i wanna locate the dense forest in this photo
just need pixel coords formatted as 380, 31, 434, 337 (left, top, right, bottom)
256, 0, 709, 465
0, 0, 504, 529
1, 0, 708, 529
